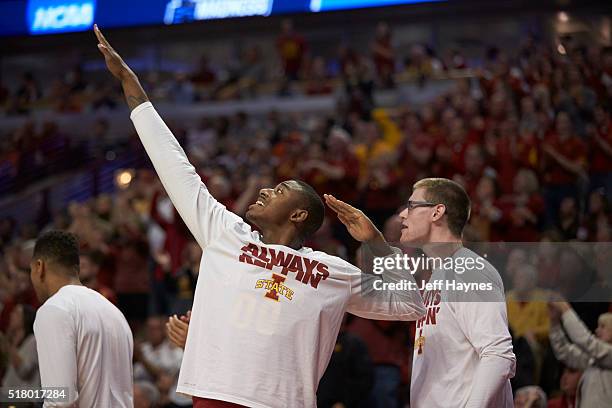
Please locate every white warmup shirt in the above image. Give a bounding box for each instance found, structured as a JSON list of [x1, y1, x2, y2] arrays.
[[130, 101, 425, 408], [410, 247, 516, 408], [34, 285, 134, 407]]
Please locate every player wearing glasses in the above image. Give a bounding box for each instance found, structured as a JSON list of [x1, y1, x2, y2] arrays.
[[325, 177, 516, 408]]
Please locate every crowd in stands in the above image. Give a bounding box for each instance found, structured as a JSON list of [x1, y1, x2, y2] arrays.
[[0, 20, 458, 117], [1, 18, 612, 408]]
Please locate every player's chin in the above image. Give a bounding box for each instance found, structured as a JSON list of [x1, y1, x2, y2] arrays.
[[400, 229, 420, 245], [245, 204, 263, 222]]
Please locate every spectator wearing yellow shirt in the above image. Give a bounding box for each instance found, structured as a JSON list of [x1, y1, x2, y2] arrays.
[[354, 109, 404, 225], [354, 108, 403, 189], [506, 263, 551, 384], [506, 263, 551, 344]]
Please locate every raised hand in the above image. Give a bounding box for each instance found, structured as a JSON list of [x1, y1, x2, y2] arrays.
[[94, 24, 133, 81], [323, 194, 381, 243], [94, 24, 148, 110], [548, 292, 571, 325]]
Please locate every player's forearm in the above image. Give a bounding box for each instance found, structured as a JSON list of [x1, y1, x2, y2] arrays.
[[364, 232, 394, 257], [351, 246, 426, 320], [380, 258, 426, 320], [120, 71, 150, 111], [465, 354, 514, 408]]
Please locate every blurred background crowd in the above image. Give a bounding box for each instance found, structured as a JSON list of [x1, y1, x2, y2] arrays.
[[1, 1, 611, 407]]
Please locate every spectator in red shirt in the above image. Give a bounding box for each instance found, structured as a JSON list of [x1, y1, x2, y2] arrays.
[[557, 197, 580, 241], [434, 115, 466, 178], [277, 19, 307, 81], [466, 174, 503, 242], [519, 96, 539, 136], [113, 237, 151, 331], [499, 169, 545, 242], [190, 54, 216, 86], [359, 154, 402, 228], [541, 111, 587, 226], [0, 243, 39, 331], [371, 22, 395, 88], [400, 113, 435, 184], [456, 144, 486, 198], [588, 106, 612, 200], [491, 117, 523, 195], [150, 189, 192, 277], [548, 366, 581, 408], [304, 56, 334, 95], [79, 250, 117, 305], [320, 127, 360, 204], [516, 122, 540, 172]]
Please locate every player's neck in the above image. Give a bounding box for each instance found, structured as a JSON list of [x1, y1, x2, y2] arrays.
[[261, 227, 303, 250], [47, 276, 83, 299], [422, 230, 462, 258]]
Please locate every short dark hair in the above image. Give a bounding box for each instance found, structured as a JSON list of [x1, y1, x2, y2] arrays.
[[413, 178, 471, 237], [293, 180, 325, 238], [33, 230, 80, 275]]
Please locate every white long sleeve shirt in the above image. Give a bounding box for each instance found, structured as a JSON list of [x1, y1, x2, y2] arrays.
[[410, 247, 516, 408], [130, 101, 425, 408], [33, 285, 133, 407]]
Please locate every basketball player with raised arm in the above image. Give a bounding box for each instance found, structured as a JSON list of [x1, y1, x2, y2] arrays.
[[325, 178, 516, 408], [94, 25, 425, 408]]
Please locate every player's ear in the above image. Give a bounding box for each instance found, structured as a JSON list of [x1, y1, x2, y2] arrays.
[[290, 209, 308, 224], [431, 204, 446, 222], [30, 259, 44, 280]]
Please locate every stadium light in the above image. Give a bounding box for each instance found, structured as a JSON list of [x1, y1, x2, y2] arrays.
[[115, 169, 135, 189]]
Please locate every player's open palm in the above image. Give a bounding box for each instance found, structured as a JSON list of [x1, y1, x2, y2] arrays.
[[94, 24, 133, 80], [324, 194, 380, 242]]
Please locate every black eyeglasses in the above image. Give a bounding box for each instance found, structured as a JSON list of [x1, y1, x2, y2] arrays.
[[406, 200, 438, 210]]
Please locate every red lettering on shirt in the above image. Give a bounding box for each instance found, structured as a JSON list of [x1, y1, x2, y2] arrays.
[[238, 243, 330, 290]]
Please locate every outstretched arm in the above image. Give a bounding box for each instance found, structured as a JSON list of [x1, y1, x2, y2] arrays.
[[324, 194, 425, 321], [554, 302, 612, 368], [95, 26, 242, 249], [323, 194, 393, 256]]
